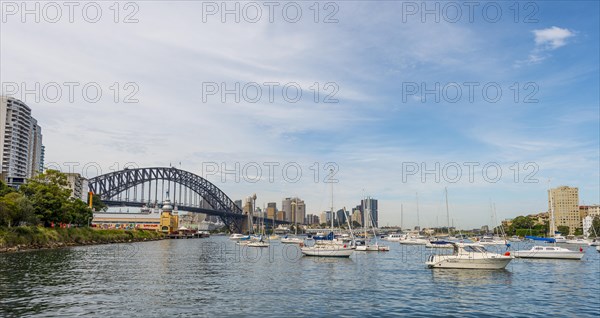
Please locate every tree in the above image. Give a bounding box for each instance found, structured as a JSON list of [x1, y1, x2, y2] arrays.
[[0, 192, 36, 227], [91, 193, 107, 212], [19, 170, 73, 226], [591, 216, 600, 237], [508, 216, 534, 235], [0, 180, 15, 196], [556, 225, 570, 236]]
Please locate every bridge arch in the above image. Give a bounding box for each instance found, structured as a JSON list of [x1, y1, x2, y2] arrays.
[[88, 167, 244, 232]]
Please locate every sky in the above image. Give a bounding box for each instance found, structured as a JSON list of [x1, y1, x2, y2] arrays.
[[1, 0, 599, 229]]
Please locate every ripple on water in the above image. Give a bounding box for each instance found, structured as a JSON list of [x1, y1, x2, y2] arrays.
[[0, 238, 598, 317]]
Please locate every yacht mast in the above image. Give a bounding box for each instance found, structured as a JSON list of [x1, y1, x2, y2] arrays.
[[400, 203, 404, 230], [330, 169, 334, 233], [445, 187, 450, 235], [416, 193, 420, 232]]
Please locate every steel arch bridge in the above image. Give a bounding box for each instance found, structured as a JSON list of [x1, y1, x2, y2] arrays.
[[88, 167, 253, 232]]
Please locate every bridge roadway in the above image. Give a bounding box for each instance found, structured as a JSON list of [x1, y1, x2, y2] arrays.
[[103, 200, 289, 227]]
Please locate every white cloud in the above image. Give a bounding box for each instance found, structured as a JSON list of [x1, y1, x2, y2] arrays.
[[532, 26, 575, 50]]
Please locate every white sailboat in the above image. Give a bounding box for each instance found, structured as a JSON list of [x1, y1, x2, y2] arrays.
[[301, 173, 353, 258], [426, 188, 454, 249], [355, 201, 389, 252], [399, 193, 428, 245]]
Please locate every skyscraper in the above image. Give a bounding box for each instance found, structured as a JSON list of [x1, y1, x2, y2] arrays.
[[361, 197, 379, 228], [282, 197, 305, 224], [549, 186, 580, 234], [0, 96, 44, 187], [267, 202, 277, 220]]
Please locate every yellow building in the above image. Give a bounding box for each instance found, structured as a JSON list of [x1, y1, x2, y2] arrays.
[[549, 186, 580, 234], [159, 198, 179, 234], [267, 202, 277, 220]]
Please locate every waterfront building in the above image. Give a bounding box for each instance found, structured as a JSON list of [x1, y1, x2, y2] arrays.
[[582, 215, 594, 237], [0, 96, 44, 187], [549, 186, 580, 234], [305, 214, 319, 225], [234, 199, 243, 210], [282, 197, 305, 224], [65, 173, 89, 201], [267, 202, 277, 220], [351, 207, 362, 226], [159, 197, 179, 234], [276, 210, 286, 221], [361, 197, 378, 228], [320, 210, 332, 225], [336, 209, 346, 226]]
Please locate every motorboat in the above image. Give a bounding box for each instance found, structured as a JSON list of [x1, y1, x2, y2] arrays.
[[513, 245, 585, 260], [399, 236, 429, 245], [247, 241, 269, 248], [590, 238, 600, 246], [478, 235, 506, 245], [281, 236, 304, 244], [553, 234, 567, 243], [426, 243, 513, 269], [564, 237, 590, 245], [355, 243, 390, 252], [301, 244, 354, 257], [229, 233, 249, 241], [382, 233, 405, 242], [596, 246, 600, 253], [426, 240, 454, 249]]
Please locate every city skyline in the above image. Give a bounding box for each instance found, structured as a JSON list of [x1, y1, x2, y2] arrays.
[[1, 2, 598, 229]]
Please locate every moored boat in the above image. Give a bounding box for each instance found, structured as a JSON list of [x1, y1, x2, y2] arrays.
[[426, 243, 513, 269], [229, 233, 249, 241], [301, 243, 354, 257], [513, 246, 585, 260]]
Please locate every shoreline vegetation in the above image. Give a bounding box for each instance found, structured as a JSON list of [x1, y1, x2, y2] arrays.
[[0, 226, 165, 253]]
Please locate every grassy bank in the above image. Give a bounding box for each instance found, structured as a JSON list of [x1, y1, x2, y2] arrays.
[[0, 226, 165, 253]]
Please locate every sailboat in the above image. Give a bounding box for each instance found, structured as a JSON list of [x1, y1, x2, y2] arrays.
[[248, 207, 269, 247], [355, 196, 389, 251], [514, 186, 584, 260], [399, 193, 428, 245], [301, 174, 353, 258], [426, 188, 454, 249]]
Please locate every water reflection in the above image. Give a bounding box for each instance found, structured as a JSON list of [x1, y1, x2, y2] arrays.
[[0, 237, 598, 317]]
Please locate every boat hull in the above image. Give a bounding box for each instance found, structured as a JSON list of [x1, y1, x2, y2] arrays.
[[513, 251, 584, 260], [301, 246, 353, 257], [426, 256, 512, 269]]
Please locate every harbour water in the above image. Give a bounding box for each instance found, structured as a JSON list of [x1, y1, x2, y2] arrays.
[[1, 237, 599, 317]]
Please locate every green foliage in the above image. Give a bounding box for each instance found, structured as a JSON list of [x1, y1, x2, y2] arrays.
[[556, 225, 570, 236], [507, 216, 534, 235], [0, 192, 37, 227], [591, 216, 600, 237], [91, 193, 107, 212], [0, 180, 15, 196], [0, 226, 164, 249], [1, 170, 93, 227]]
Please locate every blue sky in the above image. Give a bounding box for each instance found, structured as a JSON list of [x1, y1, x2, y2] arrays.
[[1, 1, 598, 228]]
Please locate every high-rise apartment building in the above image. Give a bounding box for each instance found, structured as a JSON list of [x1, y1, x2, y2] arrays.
[[0, 96, 44, 187], [65, 173, 89, 201], [361, 197, 379, 228], [548, 186, 580, 234], [305, 214, 319, 225], [282, 197, 305, 224]]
